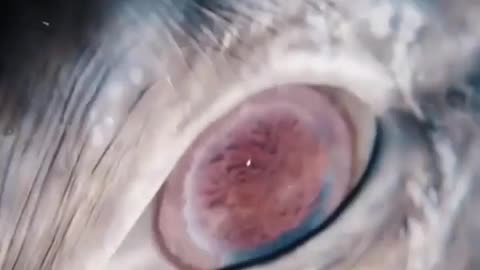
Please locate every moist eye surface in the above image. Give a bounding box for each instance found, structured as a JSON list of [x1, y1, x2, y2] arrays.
[[153, 84, 376, 270]]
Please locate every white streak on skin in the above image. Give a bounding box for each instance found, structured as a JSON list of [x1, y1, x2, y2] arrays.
[[406, 131, 475, 270], [266, 50, 396, 112], [129, 68, 145, 86], [390, 3, 425, 117], [365, 1, 394, 39], [106, 81, 126, 101], [221, 33, 234, 51], [90, 116, 117, 147], [392, 3, 425, 87], [91, 126, 106, 147], [105, 116, 115, 127]]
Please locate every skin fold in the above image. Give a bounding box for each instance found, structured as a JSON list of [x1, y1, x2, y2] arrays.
[[1, 0, 480, 269]]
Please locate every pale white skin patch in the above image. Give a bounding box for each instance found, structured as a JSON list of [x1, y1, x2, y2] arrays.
[[89, 117, 115, 146], [366, 2, 395, 39], [129, 67, 145, 86]]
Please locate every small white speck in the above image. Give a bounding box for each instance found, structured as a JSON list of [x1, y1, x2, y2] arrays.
[[104, 116, 115, 127], [89, 110, 98, 123], [367, 2, 394, 39], [166, 76, 174, 88], [246, 159, 252, 167], [91, 127, 105, 146], [221, 33, 233, 50], [106, 81, 125, 100], [129, 68, 144, 86], [42, 21, 50, 27]]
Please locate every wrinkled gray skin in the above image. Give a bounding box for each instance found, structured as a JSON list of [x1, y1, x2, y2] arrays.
[[1, 0, 480, 270]]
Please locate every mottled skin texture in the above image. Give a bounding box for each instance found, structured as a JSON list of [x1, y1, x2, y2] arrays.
[[1, 0, 480, 270]]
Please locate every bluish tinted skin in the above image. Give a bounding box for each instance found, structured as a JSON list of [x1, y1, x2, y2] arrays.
[[1, 1, 480, 270]]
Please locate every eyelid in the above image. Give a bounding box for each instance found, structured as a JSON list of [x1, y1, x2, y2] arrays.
[[101, 62, 398, 269], [150, 83, 382, 269], [102, 30, 400, 270]]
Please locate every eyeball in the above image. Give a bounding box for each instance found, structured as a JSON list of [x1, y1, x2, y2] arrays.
[[153, 84, 377, 270]]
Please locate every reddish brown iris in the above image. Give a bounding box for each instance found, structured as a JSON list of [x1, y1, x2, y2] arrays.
[[154, 85, 354, 270], [186, 107, 330, 252]]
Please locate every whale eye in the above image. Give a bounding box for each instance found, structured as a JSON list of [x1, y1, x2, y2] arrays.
[[153, 84, 377, 270]]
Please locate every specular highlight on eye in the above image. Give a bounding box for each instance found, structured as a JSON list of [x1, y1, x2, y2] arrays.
[[153, 84, 376, 270]]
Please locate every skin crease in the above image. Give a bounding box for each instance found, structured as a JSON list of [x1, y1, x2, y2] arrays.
[[1, 0, 480, 270]]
